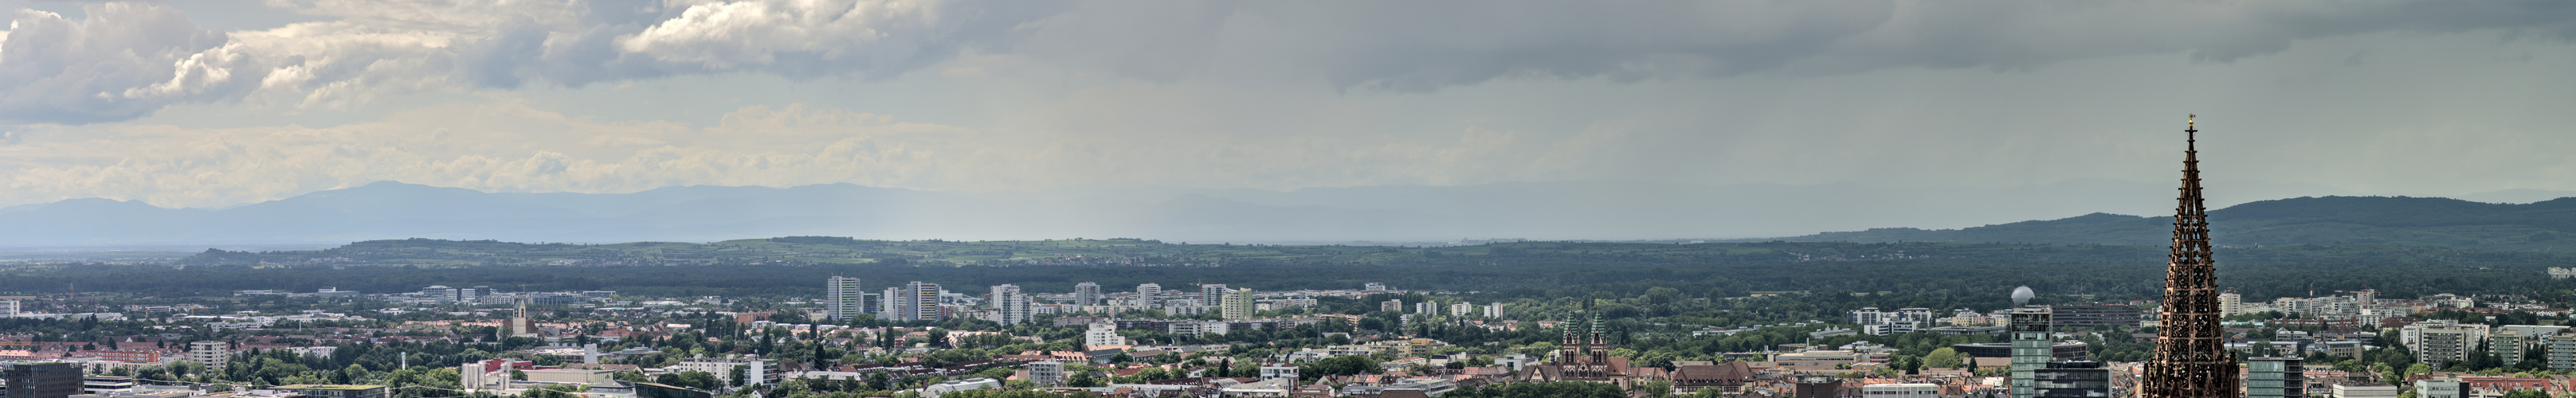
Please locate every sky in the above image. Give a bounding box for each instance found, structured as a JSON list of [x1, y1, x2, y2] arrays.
[[5, 0, 2576, 217]]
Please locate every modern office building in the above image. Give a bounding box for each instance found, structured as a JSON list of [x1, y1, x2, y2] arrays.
[[2009, 307, 2052, 398], [2246, 357, 2306, 398], [825, 276, 865, 321], [2, 361, 80, 398], [2033, 361, 2109, 398], [80, 375, 138, 396]]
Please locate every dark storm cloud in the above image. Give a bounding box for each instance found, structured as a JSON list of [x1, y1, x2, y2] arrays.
[[6, 0, 2576, 124]]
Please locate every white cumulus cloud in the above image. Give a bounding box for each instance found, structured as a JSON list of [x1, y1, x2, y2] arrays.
[[0, 4, 242, 123]]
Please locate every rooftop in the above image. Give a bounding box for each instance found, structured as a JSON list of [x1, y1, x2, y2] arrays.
[[270, 384, 388, 391]]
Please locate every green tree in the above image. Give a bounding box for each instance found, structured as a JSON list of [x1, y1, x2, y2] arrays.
[[1636, 380, 1674, 398], [1296, 356, 1383, 382], [1923, 348, 1963, 369], [1066, 370, 1101, 388]]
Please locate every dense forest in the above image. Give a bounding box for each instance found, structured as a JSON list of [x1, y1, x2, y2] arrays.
[[6, 238, 2574, 314]]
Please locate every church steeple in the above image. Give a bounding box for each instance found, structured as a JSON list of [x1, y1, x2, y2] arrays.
[[2143, 115, 2237, 398]]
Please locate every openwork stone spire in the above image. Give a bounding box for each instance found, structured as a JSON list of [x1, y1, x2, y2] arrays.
[[2142, 115, 2237, 398]]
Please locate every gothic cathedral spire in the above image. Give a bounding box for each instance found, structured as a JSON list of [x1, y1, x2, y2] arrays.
[[2142, 115, 2238, 398]]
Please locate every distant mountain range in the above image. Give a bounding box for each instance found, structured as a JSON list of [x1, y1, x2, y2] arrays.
[[1768, 196, 2576, 252], [0, 180, 2566, 249]]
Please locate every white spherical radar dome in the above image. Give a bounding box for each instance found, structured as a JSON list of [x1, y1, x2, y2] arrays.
[[2011, 286, 2035, 306]]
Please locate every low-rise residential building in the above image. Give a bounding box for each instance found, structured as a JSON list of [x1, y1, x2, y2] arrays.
[[269, 384, 390, 398]]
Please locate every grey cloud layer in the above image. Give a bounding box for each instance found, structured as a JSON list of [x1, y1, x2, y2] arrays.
[[0, 5, 234, 123], [7, 0, 2576, 124]]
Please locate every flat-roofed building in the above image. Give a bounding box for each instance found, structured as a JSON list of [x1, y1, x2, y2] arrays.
[[1861, 384, 1939, 398], [2405, 321, 2489, 368], [4, 362, 82, 398], [188, 341, 229, 369], [269, 385, 389, 398], [2044, 302, 2142, 329], [2247, 357, 2305, 398]]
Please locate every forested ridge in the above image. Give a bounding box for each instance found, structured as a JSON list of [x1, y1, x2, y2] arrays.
[[1771, 196, 2576, 252], [5, 238, 2570, 313]]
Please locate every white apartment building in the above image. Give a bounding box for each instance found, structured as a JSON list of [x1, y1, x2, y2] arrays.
[[1168, 321, 1231, 338], [1084, 323, 1127, 347], [881, 282, 941, 322], [1259, 366, 1299, 381], [1136, 283, 1163, 309], [673, 356, 775, 386], [1851, 306, 1941, 336], [1863, 383, 1941, 398], [1073, 283, 1102, 306], [1028, 361, 1066, 386], [990, 284, 1031, 325]]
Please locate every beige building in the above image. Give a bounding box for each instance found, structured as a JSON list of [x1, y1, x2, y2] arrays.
[[1220, 288, 1254, 320], [187, 341, 229, 369], [2219, 291, 2244, 316], [2404, 321, 2489, 368]]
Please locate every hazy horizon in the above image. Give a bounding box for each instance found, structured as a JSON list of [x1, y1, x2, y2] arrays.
[[3, 177, 2573, 252]]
